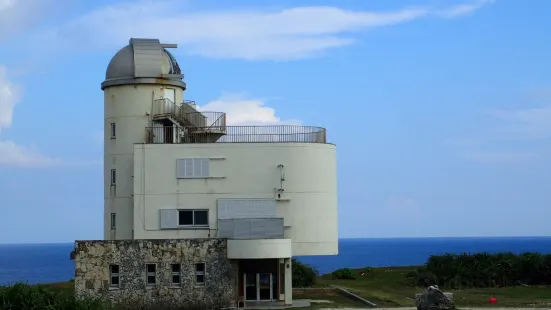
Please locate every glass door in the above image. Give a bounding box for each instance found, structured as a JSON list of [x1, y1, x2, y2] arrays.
[[244, 273, 256, 301], [258, 273, 273, 301]]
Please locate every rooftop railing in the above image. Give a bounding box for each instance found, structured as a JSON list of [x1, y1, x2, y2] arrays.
[[145, 125, 327, 144]]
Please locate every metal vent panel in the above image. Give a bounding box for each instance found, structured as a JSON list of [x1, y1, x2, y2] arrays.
[[217, 199, 277, 220], [217, 218, 284, 239]]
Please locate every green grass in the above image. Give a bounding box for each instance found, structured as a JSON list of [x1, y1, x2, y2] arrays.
[[20, 266, 551, 308], [318, 266, 551, 308], [297, 292, 371, 308], [35, 281, 74, 294]]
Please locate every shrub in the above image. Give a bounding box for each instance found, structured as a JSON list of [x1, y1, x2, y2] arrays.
[[405, 267, 438, 287], [0, 283, 230, 310], [331, 268, 357, 280], [0, 283, 106, 309], [421, 252, 551, 289], [292, 259, 318, 287]]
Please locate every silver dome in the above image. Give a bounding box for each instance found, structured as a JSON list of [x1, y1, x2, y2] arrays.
[[102, 38, 185, 90], [105, 45, 135, 80]]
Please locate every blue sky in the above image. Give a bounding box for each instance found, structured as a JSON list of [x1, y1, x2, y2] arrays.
[[0, 0, 549, 243]]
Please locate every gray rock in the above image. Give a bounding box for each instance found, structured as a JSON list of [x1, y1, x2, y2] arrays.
[[415, 285, 455, 310]]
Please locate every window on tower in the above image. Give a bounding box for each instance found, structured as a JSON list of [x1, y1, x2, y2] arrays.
[[110, 169, 116, 186], [110, 213, 116, 230], [110, 123, 116, 139]]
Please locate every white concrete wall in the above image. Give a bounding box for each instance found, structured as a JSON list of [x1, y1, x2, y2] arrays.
[[133, 143, 338, 256], [104, 84, 185, 240]]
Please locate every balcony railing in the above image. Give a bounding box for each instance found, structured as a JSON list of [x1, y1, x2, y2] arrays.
[[145, 125, 327, 144], [183, 111, 226, 129]]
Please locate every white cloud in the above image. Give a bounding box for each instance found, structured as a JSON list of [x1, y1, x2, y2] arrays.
[[0, 141, 58, 167], [46, 0, 493, 61], [0, 0, 15, 11], [198, 95, 300, 126], [0, 140, 101, 168], [446, 104, 550, 164], [0, 66, 20, 132], [0, 65, 98, 168], [435, 0, 494, 18], [486, 106, 551, 141], [194, 95, 327, 143], [0, 0, 53, 41], [0, 66, 55, 167]]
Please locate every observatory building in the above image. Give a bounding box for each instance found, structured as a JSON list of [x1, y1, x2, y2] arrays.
[[71, 38, 338, 307]]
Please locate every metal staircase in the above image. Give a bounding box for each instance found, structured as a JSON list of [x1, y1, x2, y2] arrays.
[[151, 98, 226, 143]]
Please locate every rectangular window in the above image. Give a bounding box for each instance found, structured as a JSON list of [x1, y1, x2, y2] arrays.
[[109, 265, 120, 288], [110, 169, 116, 186], [178, 210, 208, 227], [171, 264, 181, 285], [195, 263, 205, 286], [176, 158, 210, 178], [146, 264, 156, 286], [110, 213, 116, 230], [110, 123, 116, 139]]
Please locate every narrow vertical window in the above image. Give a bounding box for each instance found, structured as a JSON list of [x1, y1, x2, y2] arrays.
[[110, 213, 116, 230], [171, 264, 181, 286], [110, 169, 116, 186], [195, 263, 205, 286], [109, 265, 120, 288], [146, 264, 156, 286], [110, 123, 116, 139]]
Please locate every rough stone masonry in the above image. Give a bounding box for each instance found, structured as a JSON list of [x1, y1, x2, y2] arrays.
[[72, 238, 237, 307]]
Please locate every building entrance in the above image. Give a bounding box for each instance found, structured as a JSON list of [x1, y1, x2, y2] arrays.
[[244, 273, 274, 301]]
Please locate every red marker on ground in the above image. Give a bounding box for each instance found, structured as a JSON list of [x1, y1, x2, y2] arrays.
[[489, 297, 497, 304]]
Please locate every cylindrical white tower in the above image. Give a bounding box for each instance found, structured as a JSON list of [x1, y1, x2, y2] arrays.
[[102, 38, 187, 240]]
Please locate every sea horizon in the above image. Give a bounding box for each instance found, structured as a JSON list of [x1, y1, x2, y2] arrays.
[[1, 236, 551, 285], [1, 235, 550, 246]]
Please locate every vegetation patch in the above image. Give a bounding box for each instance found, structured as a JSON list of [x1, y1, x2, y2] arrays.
[[0, 282, 226, 310], [2, 252, 551, 309], [416, 252, 551, 288], [317, 252, 551, 308], [331, 268, 358, 280], [292, 258, 318, 287]]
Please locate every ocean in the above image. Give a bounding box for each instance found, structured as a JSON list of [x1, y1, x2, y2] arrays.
[[1, 237, 550, 286]]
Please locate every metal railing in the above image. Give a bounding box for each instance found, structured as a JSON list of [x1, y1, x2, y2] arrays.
[[151, 98, 226, 129], [184, 112, 226, 129], [152, 98, 179, 116], [183, 100, 196, 107], [145, 125, 327, 144]]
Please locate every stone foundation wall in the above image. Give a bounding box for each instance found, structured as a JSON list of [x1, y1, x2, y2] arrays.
[[73, 239, 235, 307]]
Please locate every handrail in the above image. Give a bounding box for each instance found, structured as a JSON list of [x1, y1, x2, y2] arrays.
[[208, 113, 226, 131], [151, 98, 226, 129]]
